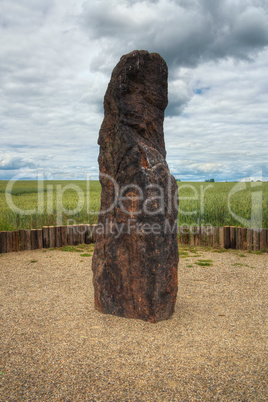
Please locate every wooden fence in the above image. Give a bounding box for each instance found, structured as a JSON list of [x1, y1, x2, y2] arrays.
[[0, 225, 267, 254], [0, 225, 97, 254], [177, 225, 267, 252]]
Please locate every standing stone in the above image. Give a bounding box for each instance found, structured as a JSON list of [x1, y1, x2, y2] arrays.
[[92, 50, 179, 323]]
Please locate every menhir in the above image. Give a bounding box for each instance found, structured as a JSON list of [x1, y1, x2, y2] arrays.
[[92, 50, 179, 323]]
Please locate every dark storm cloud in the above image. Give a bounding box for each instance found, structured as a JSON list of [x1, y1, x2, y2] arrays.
[[79, 0, 268, 118], [80, 0, 268, 72]]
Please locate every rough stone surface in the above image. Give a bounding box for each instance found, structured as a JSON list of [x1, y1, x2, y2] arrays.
[[92, 50, 179, 323]]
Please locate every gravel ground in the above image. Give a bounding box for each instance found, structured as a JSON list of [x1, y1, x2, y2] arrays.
[[1, 245, 267, 401]]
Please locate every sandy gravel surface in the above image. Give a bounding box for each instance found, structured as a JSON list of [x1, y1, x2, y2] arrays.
[[1, 245, 267, 401]]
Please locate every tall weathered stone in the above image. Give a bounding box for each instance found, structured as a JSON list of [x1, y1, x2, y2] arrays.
[[92, 50, 179, 323]]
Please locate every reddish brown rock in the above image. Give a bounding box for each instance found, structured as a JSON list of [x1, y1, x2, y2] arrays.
[[92, 50, 179, 323]]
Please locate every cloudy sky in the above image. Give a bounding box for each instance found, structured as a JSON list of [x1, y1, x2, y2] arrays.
[[1, 0, 268, 181]]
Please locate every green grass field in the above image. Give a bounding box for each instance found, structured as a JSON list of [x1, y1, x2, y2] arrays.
[[0, 180, 267, 230]]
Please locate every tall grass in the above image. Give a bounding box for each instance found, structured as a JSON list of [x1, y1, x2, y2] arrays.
[[177, 181, 267, 228], [0, 180, 267, 230]]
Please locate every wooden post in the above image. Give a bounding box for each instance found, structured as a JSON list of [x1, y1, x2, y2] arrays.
[[260, 229, 267, 251], [178, 226, 183, 244], [92, 224, 97, 243], [6, 232, 13, 253], [85, 225, 92, 244], [213, 227, 219, 248], [67, 225, 74, 245], [76, 225, 81, 245], [48, 226, 56, 248], [230, 226, 236, 249], [12, 231, 19, 252], [55, 226, 61, 248], [241, 228, 247, 250], [24, 230, 31, 250], [236, 227, 241, 250], [224, 226, 230, 249], [61, 226, 67, 247], [219, 227, 224, 248], [181, 225, 189, 245], [0, 232, 7, 253], [253, 230, 260, 252], [12, 230, 20, 251], [247, 229, 253, 251], [200, 226, 205, 246], [78, 224, 86, 244], [180, 226, 185, 244], [36, 229, 43, 249], [207, 226, 213, 247], [190, 226, 196, 246], [19, 229, 25, 251], [30, 229, 37, 250], [42, 226, 49, 248], [72, 225, 80, 246], [195, 226, 201, 246], [200, 226, 207, 246]]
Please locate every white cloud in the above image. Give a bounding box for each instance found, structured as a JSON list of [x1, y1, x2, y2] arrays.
[[0, 153, 37, 170]]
